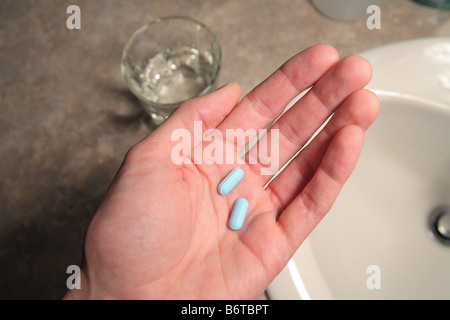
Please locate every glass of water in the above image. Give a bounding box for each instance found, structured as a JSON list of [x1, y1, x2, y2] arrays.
[[121, 16, 221, 125]]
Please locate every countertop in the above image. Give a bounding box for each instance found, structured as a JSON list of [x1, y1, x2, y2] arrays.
[[1, 0, 449, 299]]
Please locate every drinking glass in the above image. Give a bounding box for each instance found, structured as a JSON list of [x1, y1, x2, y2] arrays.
[[121, 16, 221, 125]]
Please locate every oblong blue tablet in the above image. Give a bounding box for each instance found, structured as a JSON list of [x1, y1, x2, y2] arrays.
[[218, 168, 244, 195], [228, 198, 249, 230]]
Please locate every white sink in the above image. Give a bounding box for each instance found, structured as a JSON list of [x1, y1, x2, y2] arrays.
[[267, 38, 450, 300]]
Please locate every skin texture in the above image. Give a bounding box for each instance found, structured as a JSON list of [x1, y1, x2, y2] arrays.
[[63, 44, 379, 300]]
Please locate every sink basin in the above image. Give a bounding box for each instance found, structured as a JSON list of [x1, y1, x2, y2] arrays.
[[267, 38, 450, 299]]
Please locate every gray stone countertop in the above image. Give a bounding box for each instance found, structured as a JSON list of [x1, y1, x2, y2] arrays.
[[0, 0, 449, 299]]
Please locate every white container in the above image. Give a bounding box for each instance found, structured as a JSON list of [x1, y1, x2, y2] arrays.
[[311, 0, 380, 21]]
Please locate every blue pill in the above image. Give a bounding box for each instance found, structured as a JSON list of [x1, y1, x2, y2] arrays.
[[228, 198, 249, 230], [218, 168, 244, 195]]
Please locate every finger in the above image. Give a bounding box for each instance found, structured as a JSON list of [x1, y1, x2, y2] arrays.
[[217, 44, 339, 138], [276, 125, 365, 251], [134, 82, 242, 157], [248, 55, 372, 181], [266, 89, 379, 214]]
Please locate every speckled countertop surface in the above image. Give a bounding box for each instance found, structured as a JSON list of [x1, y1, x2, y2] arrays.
[[0, 0, 449, 299]]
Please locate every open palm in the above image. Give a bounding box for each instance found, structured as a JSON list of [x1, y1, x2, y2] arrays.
[[64, 45, 379, 299]]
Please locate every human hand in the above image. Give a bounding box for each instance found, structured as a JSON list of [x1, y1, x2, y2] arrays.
[[64, 44, 379, 299]]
